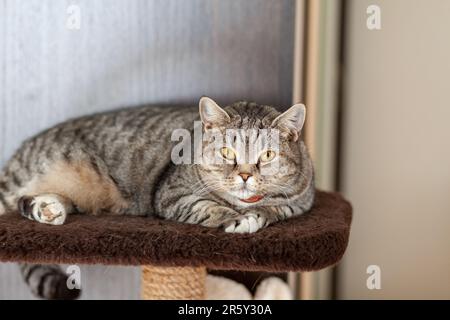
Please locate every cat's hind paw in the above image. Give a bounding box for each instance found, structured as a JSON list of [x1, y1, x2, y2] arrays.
[[223, 213, 265, 233], [18, 194, 69, 225]]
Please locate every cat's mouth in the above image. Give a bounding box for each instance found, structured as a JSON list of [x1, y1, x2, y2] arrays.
[[239, 195, 264, 203]]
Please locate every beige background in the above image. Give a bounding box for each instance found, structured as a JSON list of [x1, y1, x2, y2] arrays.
[[3, 0, 447, 300], [339, 0, 450, 299], [0, 0, 295, 299]]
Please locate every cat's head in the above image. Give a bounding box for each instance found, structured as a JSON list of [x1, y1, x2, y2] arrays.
[[197, 97, 310, 207]]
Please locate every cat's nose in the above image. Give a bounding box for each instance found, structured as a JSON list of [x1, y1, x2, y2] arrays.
[[239, 173, 252, 182]]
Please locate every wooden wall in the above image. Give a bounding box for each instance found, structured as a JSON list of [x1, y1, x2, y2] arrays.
[[0, 0, 295, 299]]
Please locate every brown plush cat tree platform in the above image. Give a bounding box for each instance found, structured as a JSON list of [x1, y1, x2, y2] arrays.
[[0, 191, 351, 299]]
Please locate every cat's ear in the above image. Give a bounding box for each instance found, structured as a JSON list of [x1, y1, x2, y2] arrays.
[[199, 97, 230, 131], [271, 104, 306, 142]]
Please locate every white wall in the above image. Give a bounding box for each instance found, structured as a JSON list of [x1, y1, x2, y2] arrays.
[[0, 0, 295, 299], [339, 0, 450, 299]]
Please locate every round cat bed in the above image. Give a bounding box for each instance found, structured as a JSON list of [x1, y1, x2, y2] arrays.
[[0, 190, 351, 299]]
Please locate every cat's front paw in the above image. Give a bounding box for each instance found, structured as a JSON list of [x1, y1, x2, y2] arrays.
[[223, 213, 266, 233]]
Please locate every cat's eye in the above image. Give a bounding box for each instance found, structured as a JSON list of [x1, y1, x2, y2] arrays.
[[220, 147, 236, 161], [259, 150, 276, 162]]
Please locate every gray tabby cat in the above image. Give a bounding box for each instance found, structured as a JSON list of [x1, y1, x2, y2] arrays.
[[0, 97, 314, 299]]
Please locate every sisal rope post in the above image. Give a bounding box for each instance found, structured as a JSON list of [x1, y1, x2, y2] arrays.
[[141, 265, 207, 300]]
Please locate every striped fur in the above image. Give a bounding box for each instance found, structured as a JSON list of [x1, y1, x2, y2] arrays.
[[0, 98, 314, 298], [20, 264, 80, 300]]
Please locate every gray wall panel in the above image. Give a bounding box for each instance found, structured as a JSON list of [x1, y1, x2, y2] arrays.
[[0, 0, 294, 299]]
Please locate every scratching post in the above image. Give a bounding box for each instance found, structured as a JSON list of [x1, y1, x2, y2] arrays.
[[141, 265, 206, 300], [0, 191, 352, 300]]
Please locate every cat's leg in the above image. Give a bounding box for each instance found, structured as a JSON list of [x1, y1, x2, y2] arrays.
[[226, 202, 313, 233], [1, 156, 129, 224], [155, 194, 242, 228], [18, 193, 75, 225], [186, 203, 241, 228]]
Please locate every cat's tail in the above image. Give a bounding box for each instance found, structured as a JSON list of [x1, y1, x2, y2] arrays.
[[20, 264, 81, 300], [0, 197, 6, 215], [0, 178, 10, 216]]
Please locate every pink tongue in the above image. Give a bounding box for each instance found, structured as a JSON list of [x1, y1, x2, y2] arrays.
[[240, 195, 264, 203]]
